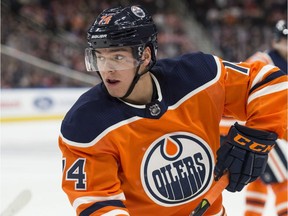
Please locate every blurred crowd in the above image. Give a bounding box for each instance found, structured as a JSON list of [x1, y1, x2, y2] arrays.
[[186, 0, 287, 61], [1, 0, 195, 88], [1, 0, 287, 88]]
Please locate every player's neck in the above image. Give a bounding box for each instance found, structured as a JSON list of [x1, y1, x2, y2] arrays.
[[122, 72, 154, 105]]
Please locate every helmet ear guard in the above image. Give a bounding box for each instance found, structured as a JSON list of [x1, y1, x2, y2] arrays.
[[84, 48, 98, 72]]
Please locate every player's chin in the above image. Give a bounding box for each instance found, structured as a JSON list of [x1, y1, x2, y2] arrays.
[[106, 88, 126, 98], [104, 83, 124, 97]]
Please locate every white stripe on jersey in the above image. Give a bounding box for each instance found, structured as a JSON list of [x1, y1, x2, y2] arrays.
[[246, 205, 265, 213], [276, 201, 288, 213], [72, 192, 126, 210], [101, 209, 130, 216], [270, 147, 288, 179], [251, 64, 278, 88], [247, 81, 288, 104], [277, 139, 288, 162], [219, 119, 245, 127]]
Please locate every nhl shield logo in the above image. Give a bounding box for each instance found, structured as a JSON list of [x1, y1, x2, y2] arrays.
[[140, 132, 214, 206], [149, 104, 161, 116]]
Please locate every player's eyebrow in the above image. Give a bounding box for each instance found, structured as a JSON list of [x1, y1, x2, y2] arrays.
[[95, 47, 131, 54]]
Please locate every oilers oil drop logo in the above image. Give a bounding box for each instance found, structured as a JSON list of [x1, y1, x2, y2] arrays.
[[141, 132, 214, 206]]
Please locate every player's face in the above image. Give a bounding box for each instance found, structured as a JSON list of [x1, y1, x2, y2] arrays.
[[96, 47, 139, 98], [278, 38, 287, 58]]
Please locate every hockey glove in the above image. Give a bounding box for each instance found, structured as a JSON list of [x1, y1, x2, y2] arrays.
[[214, 122, 277, 192]]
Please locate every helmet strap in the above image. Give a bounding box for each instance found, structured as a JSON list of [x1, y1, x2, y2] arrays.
[[120, 61, 150, 99]]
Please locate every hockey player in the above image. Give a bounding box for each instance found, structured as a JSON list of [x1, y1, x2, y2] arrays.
[[246, 19, 287, 73], [243, 20, 288, 216], [58, 5, 287, 216]]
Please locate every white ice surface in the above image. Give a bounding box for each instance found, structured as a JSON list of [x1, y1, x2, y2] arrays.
[[0, 121, 277, 216]]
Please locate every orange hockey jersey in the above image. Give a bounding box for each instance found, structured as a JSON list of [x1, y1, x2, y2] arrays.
[[59, 52, 287, 216], [220, 50, 287, 138]]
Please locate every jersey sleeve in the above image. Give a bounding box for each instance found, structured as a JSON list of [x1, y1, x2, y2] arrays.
[[59, 131, 130, 216], [220, 58, 287, 139]]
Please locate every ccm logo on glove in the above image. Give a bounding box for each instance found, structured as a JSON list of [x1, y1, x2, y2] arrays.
[[234, 133, 275, 153]]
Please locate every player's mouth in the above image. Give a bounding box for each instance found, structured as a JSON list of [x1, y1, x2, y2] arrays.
[[106, 79, 120, 86]]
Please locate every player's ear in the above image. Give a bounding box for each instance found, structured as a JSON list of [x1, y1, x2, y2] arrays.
[[142, 47, 152, 67]]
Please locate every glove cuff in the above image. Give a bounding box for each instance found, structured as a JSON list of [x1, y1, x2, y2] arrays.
[[227, 123, 277, 154], [234, 122, 278, 140]]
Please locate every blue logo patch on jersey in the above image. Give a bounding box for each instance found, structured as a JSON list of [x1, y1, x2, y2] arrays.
[[140, 132, 214, 206]]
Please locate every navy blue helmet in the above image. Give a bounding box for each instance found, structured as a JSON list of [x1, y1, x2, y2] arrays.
[[274, 19, 288, 41], [86, 5, 157, 65]]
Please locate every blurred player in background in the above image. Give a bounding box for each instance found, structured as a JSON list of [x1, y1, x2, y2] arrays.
[[246, 19, 287, 74], [244, 19, 288, 216], [220, 19, 287, 216], [59, 5, 287, 216]]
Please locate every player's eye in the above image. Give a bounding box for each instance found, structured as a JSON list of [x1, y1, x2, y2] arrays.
[[114, 55, 125, 61], [96, 55, 105, 61]]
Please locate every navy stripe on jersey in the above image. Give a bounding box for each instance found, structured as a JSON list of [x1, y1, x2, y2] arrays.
[[249, 70, 286, 94], [268, 50, 288, 74], [246, 199, 266, 206], [223, 61, 249, 74], [278, 209, 288, 216], [79, 200, 126, 216]]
